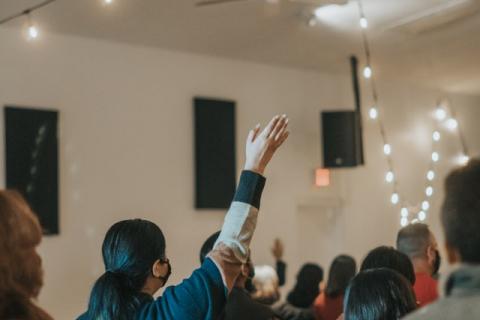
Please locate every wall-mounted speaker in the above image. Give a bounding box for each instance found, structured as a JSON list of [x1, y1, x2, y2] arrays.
[[194, 97, 236, 209], [322, 111, 363, 168], [5, 106, 59, 235]]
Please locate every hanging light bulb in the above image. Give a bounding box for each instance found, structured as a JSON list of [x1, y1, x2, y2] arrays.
[[360, 17, 368, 29], [25, 12, 39, 40], [427, 170, 435, 181], [426, 186, 434, 197], [422, 200, 430, 211], [418, 211, 427, 221], [363, 66, 372, 79], [432, 152, 439, 162], [369, 107, 378, 119], [432, 131, 441, 142], [401, 217, 409, 227], [383, 144, 392, 155], [401, 207, 409, 217], [391, 193, 399, 204], [386, 171, 395, 183], [446, 118, 458, 130], [435, 107, 447, 121]]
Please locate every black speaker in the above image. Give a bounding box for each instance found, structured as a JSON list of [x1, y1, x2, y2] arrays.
[[5, 106, 59, 234], [194, 97, 236, 209], [322, 111, 363, 168]]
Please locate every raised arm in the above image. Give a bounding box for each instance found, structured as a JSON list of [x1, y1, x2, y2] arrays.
[[209, 115, 289, 291]]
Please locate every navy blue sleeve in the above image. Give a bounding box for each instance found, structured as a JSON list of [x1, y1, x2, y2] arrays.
[[138, 258, 226, 320], [233, 171, 266, 209]]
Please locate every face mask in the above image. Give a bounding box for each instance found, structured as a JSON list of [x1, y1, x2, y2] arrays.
[[432, 250, 442, 277], [157, 259, 172, 286]]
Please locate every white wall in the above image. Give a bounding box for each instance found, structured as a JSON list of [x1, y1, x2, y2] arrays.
[[0, 28, 479, 319]]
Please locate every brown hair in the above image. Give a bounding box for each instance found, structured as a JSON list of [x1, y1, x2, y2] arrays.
[[0, 190, 52, 320]]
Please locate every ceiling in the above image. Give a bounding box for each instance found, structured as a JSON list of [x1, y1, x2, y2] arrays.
[[2, 0, 480, 94]]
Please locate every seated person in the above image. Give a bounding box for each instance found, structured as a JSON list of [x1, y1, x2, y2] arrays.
[[0, 191, 53, 320], [343, 268, 417, 320], [314, 255, 356, 320]]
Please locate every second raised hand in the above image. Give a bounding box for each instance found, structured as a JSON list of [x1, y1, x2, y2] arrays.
[[244, 115, 290, 175]]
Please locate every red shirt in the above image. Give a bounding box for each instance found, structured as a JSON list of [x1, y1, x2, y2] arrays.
[[314, 292, 344, 320], [414, 272, 438, 307]]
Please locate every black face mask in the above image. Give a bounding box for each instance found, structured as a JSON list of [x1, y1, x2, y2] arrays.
[[157, 259, 172, 286], [432, 250, 442, 277]]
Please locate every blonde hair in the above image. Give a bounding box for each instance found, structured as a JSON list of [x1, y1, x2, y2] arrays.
[[252, 265, 280, 304]]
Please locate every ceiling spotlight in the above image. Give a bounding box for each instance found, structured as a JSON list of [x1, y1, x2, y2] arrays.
[[369, 107, 378, 119], [363, 66, 372, 79], [432, 131, 441, 142], [28, 25, 39, 39], [446, 118, 458, 130], [104, 0, 114, 4], [360, 17, 368, 29]]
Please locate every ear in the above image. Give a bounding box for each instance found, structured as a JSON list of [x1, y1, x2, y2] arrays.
[[426, 244, 436, 262], [445, 242, 461, 264], [152, 259, 163, 278]]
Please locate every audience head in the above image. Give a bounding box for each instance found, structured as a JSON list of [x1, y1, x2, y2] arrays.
[[442, 158, 480, 264], [87, 219, 171, 320], [325, 255, 357, 298], [396, 223, 440, 275], [360, 246, 415, 285], [0, 190, 51, 319], [252, 265, 280, 305], [199, 231, 220, 264], [287, 263, 324, 308], [344, 268, 417, 320]]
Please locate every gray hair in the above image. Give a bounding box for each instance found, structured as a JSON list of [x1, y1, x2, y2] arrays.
[[396, 223, 432, 259]]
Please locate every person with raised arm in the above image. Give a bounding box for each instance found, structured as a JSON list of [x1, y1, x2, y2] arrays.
[[78, 115, 289, 320]]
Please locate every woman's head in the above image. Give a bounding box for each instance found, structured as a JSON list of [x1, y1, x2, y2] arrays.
[[360, 246, 416, 285], [87, 219, 170, 320], [344, 268, 417, 320], [0, 190, 43, 300], [287, 263, 324, 308], [252, 265, 280, 305], [325, 255, 357, 298]]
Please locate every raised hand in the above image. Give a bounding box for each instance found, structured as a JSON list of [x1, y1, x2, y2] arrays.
[[244, 115, 289, 175], [271, 238, 284, 261]]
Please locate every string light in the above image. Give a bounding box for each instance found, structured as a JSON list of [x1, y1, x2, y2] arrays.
[[446, 118, 458, 130], [432, 131, 441, 141], [401, 207, 409, 217], [418, 211, 427, 221], [422, 200, 430, 211], [383, 144, 392, 155], [426, 186, 434, 197], [386, 171, 395, 183], [103, 0, 114, 4], [427, 170, 435, 181], [401, 217, 408, 226], [369, 107, 378, 119], [435, 107, 447, 121], [360, 17, 368, 29], [363, 66, 372, 79], [308, 17, 317, 27], [391, 193, 399, 204], [458, 154, 470, 166], [431, 152, 439, 162]]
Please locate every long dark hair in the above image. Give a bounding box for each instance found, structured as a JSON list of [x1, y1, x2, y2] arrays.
[[325, 255, 356, 298], [360, 246, 416, 285], [86, 219, 166, 320], [287, 263, 323, 308], [344, 268, 417, 320]]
